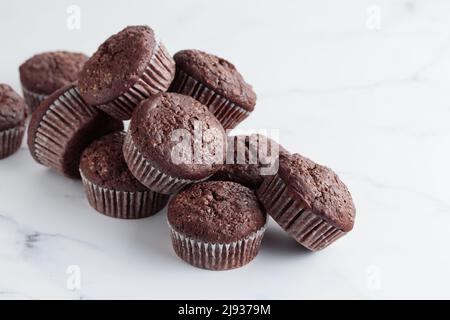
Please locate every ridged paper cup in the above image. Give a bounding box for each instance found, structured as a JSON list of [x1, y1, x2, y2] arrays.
[[21, 85, 48, 114], [32, 86, 99, 176], [170, 69, 251, 130], [80, 170, 169, 219], [0, 125, 25, 159], [97, 40, 175, 120], [30, 85, 122, 179], [168, 221, 267, 270], [257, 174, 345, 251], [123, 131, 203, 194]]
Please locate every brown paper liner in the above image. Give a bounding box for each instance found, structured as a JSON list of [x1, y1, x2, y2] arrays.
[[168, 221, 267, 270], [257, 174, 345, 251], [32, 86, 107, 177], [123, 132, 202, 194], [170, 69, 251, 130], [0, 125, 25, 159], [21, 85, 48, 114], [80, 171, 169, 219], [97, 40, 175, 120]]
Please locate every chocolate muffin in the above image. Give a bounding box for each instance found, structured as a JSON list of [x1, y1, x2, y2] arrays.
[[168, 181, 267, 270], [257, 153, 356, 251], [19, 51, 88, 113], [80, 132, 169, 219], [170, 49, 256, 130], [123, 92, 226, 194], [0, 84, 27, 159], [78, 25, 175, 120], [211, 134, 289, 189], [28, 84, 123, 178]]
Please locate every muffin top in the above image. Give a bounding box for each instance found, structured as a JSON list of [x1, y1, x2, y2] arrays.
[[168, 181, 266, 243], [79, 25, 157, 106], [0, 84, 27, 131], [212, 134, 289, 189], [19, 51, 88, 94], [279, 153, 355, 232], [129, 92, 226, 180], [174, 50, 256, 111], [80, 132, 147, 191]]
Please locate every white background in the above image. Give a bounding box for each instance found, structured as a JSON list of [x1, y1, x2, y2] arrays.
[[1, 0, 450, 299]]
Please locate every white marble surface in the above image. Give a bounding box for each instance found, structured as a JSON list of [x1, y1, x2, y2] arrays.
[[1, 0, 450, 299]]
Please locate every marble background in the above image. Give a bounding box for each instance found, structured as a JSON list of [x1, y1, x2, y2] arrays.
[[1, 0, 449, 299]]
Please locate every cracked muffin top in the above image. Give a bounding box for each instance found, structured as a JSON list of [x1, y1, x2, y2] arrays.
[[78, 26, 157, 105], [128, 92, 226, 180], [168, 181, 266, 243], [173, 49, 256, 110], [0, 84, 27, 131], [278, 153, 356, 232], [19, 51, 88, 94], [80, 131, 147, 191]]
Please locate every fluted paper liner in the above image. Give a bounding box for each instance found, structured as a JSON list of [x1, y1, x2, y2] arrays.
[[0, 125, 25, 159], [168, 221, 267, 270], [80, 171, 169, 219], [123, 132, 203, 194], [22, 85, 48, 114], [33, 86, 100, 176], [257, 174, 345, 251], [170, 69, 251, 130], [98, 40, 175, 120]]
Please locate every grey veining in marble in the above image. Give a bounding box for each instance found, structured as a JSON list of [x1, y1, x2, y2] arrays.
[[1, 0, 450, 299]]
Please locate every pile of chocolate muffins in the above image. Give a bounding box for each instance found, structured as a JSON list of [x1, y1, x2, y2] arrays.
[[0, 25, 355, 270]]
